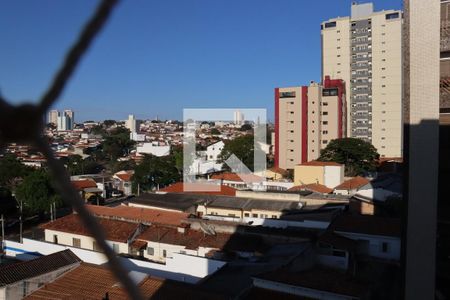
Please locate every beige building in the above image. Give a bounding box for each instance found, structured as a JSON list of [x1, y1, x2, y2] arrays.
[[293, 161, 344, 188], [47, 109, 58, 125], [321, 2, 403, 158], [275, 77, 345, 170]]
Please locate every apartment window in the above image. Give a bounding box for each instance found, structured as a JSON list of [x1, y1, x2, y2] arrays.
[[382, 85, 386, 87], [323, 140, 328, 144], [72, 238, 81, 248], [324, 21, 336, 28], [323, 130, 328, 134], [382, 242, 389, 252], [382, 67, 386, 70], [386, 12, 400, 20], [323, 112, 328, 116], [93, 241, 102, 252], [382, 33, 386, 36], [337, 46, 340, 49], [252, 213, 258, 218], [382, 59, 386, 62], [53, 234, 58, 244], [337, 55, 341, 57], [337, 30, 340, 33], [382, 137, 386, 140], [244, 213, 250, 217], [147, 247, 154, 256], [272, 215, 277, 219], [323, 121, 328, 125], [112, 243, 120, 253], [280, 91, 296, 98], [322, 102, 328, 106], [290, 111, 294, 114], [163, 250, 167, 258]]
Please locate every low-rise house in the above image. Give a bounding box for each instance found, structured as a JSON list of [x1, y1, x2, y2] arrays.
[[127, 193, 202, 213], [71, 178, 102, 201], [294, 161, 344, 188], [330, 214, 401, 261], [136, 142, 170, 157], [288, 183, 333, 194], [159, 182, 237, 196], [0, 250, 81, 300], [210, 172, 265, 190], [135, 225, 266, 263], [113, 170, 134, 196], [197, 196, 301, 219], [334, 176, 371, 196], [251, 268, 368, 300], [85, 204, 189, 227], [40, 214, 143, 256], [25, 263, 226, 300], [206, 141, 224, 161], [316, 231, 356, 271]]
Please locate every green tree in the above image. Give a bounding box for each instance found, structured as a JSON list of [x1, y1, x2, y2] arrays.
[[0, 154, 31, 190], [132, 154, 180, 192], [218, 135, 262, 172], [318, 138, 380, 176], [15, 170, 63, 216], [240, 123, 253, 131], [103, 119, 116, 127], [102, 127, 135, 161], [211, 128, 221, 135], [63, 155, 102, 175]]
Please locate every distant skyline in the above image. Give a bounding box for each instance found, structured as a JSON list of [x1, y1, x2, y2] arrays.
[[0, 0, 401, 122]]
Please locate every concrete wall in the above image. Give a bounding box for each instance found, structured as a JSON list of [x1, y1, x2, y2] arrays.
[[323, 165, 344, 188], [253, 278, 357, 300], [236, 190, 301, 201], [44, 229, 129, 254], [336, 231, 401, 260], [0, 263, 79, 300], [4, 239, 226, 284], [294, 165, 325, 186]]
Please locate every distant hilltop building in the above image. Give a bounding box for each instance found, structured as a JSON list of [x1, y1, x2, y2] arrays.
[[48, 109, 74, 131], [321, 2, 402, 158], [233, 110, 244, 125], [125, 114, 137, 133]]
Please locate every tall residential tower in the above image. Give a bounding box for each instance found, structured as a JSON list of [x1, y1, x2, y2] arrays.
[[275, 77, 346, 170], [321, 2, 402, 158]]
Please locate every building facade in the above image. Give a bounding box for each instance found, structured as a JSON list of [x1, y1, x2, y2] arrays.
[[56, 110, 74, 131], [321, 2, 402, 158], [441, 0, 450, 122], [275, 77, 345, 170], [47, 109, 58, 125]]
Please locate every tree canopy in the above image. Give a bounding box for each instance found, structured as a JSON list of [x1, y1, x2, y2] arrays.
[[15, 170, 63, 216], [318, 138, 380, 176], [62, 155, 102, 175], [218, 135, 259, 172], [132, 154, 180, 192], [0, 154, 32, 190], [102, 127, 135, 161]]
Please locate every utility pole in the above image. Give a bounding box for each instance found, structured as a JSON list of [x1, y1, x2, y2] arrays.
[[50, 204, 53, 221], [1, 214, 4, 252], [19, 198, 23, 243]]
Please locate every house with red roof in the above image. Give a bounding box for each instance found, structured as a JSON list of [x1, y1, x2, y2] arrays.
[[160, 182, 237, 196], [294, 160, 344, 189], [113, 170, 134, 196], [333, 176, 371, 196]]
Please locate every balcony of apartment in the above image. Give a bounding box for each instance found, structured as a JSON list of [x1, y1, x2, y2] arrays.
[[441, 20, 450, 52]]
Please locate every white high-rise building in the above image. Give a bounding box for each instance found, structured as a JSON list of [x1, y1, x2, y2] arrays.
[[233, 110, 244, 125], [321, 2, 402, 158], [56, 110, 74, 131], [126, 114, 137, 133], [47, 110, 58, 125]]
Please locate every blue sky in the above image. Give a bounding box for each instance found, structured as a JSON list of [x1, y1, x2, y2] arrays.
[[0, 0, 401, 122]]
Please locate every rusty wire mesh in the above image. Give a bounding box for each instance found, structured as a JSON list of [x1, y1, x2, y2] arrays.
[[0, 1, 144, 299]]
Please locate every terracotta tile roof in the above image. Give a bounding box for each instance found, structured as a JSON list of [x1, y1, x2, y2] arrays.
[[299, 160, 342, 167], [288, 183, 333, 194], [334, 176, 370, 190], [86, 204, 189, 227], [256, 268, 367, 298], [211, 172, 263, 182], [114, 170, 134, 182], [331, 214, 401, 237], [160, 182, 237, 196], [25, 263, 226, 300], [40, 214, 139, 243], [137, 226, 266, 252], [71, 179, 98, 191], [0, 250, 81, 287], [268, 167, 287, 175]]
